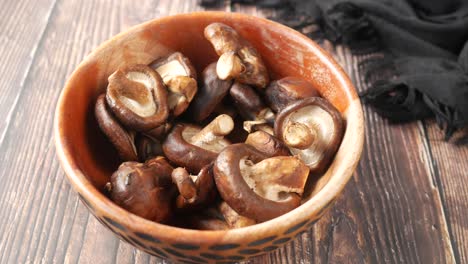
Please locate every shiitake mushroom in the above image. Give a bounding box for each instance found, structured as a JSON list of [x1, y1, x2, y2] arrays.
[[98, 23, 346, 229], [106, 156, 176, 223]]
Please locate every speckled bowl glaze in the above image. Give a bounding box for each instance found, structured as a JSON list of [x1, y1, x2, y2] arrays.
[[54, 12, 364, 263]]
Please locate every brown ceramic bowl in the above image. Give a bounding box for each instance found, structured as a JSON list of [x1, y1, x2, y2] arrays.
[[54, 12, 364, 263]]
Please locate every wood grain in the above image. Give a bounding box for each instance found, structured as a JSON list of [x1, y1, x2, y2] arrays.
[[422, 121, 468, 263], [0, 0, 57, 146], [0, 0, 465, 263]]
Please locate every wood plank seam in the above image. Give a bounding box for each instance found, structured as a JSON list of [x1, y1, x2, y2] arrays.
[[0, 0, 59, 150], [0, 1, 60, 260], [0, 141, 57, 262], [353, 51, 454, 263], [420, 122, 460, 264]]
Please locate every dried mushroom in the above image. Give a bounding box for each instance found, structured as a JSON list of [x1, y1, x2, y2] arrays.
[[171, 165, 217, 210], [229, 82, 274, 122], [245, 130, 290, 157], [213, 144, 309, 222], [106, 156, 175, 223], [97, 28, 347, 230], [163, 114, 234, 173], [204, 23, 269, 88], [150, 52, 198, 116], [275, 97, 344, 174], [265, 77, 320, 112], [188, 63, 233, 122], [229, 82, 275, 133], [95, 94, 138, 161], [106, 64, 169, 132]]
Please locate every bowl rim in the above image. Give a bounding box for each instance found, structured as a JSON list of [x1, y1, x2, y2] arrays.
[[54, 11, 364, 242]]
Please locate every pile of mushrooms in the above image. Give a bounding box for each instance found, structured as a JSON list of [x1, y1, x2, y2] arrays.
[[95, 23, 344, 229]]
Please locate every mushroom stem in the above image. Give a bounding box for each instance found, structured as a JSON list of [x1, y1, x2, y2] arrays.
[[171, 167, 197, 201], [283, 122, 315, 149], [166, 76, 197, 100], [245, 131, 290, 157], [257, 108, 275, 124], [243, 120, 274, 135], [191, 114, 234, 145], [216, 52, 244, 80]]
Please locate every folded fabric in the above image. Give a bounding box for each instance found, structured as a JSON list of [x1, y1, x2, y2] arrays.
[[201, 0, 468, 139]]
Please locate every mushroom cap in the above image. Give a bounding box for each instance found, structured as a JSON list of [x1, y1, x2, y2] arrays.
[[109, 156, 175, 223], [229, 82, 266, 121], [204, 23, 243, 54], [213, 144, 307, 222], [274, 97, 344, 174], [187, 63, 233, 122], [95, 94, 138, 161], [162, 124, 230, 173], [235, 46, 269, 89], [265, 76, 320, 113], [106, 64, 169, 131]]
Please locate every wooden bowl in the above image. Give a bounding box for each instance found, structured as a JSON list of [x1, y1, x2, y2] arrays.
[[54, 12, 364, 263]]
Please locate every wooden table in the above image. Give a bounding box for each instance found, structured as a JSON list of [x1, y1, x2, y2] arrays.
[[0, 0, 467, 263]]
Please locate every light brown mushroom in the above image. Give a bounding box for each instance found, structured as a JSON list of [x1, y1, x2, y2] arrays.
[[171, 165, 217, 210], [216, 51, 244, 80], [204, 23, 269, 88], [265, 76, 320, 112], [162, 114, 234, 173], [187, 63, 233, 122], [274, 97, 344, 174], [213, 144, 310, 222], [95, 94, 138, 161], [245, 130, 290, 157], [106, 156, 175, 223], [150, 52, 198, 116], [106, 64, 169, 132]]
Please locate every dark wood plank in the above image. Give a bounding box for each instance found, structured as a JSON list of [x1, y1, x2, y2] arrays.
[[423, 121, 468, 263], [0, 0, 128, 263], [0, 1, 124, 263], [305, 47, 456, 264], [0, 0, 58, 146], [314, 48, 456, 263]]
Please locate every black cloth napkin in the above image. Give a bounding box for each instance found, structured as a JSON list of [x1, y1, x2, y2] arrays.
[[201, 0, 468, 139]]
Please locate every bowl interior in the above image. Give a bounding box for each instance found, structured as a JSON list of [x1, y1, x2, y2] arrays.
[[58, 12, 357, 195]]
